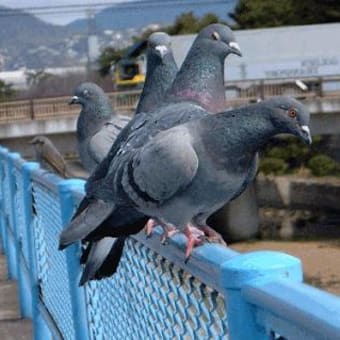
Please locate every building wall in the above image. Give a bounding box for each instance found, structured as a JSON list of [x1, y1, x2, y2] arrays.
[[171, 23, 340, 81]]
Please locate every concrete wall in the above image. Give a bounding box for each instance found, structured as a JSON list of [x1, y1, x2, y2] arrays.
[[1, 133, 78, 160]]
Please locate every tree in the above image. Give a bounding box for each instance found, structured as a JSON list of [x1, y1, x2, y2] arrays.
[[230, 0, 340, 29], [0, 80, 15, 102], [25, 69, 51, 87], [166, 11, 200, 35], [166, 12, 220, 35], [98, 46, 125, 77]]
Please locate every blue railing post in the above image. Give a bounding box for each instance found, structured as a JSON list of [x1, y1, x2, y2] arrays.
[[58, 179, 89, 340], [220, 251, 303, 340], [0, 147, 9, 255], [2, 151, 18, 279], [22, 162, 52, 339], [7, 152, 33, 317]]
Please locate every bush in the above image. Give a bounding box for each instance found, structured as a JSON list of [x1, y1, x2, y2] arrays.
[[259, 157, 288, 175], [307, 154, 338, 177]]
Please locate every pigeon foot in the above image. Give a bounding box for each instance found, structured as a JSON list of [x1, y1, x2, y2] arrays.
[[184, 224, 205, 261], [200, 225, 227, 246], [160, 225, 178, 244], [145, 218, 158, 237]]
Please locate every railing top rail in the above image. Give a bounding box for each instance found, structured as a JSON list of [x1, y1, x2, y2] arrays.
[[243, 278, 340, 339], [30, 167, 63, 193], [133, 228, 239, 295]]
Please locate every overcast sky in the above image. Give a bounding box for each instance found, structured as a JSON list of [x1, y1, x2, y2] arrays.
[[0, 1, 128, 25]]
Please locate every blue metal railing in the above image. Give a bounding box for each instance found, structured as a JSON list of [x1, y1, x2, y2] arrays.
[[0, 145, 339, 340]]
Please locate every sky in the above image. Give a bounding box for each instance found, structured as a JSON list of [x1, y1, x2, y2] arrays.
[[0, 0, 128, 25]]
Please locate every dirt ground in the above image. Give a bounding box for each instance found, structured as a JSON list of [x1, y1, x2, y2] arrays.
[[231, 240, 340, 296]]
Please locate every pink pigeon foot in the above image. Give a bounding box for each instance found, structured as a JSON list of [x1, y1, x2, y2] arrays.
[[145, 219, 178, 242], [145, 218, 158, 237], [199, 225, 227, 246], [184, 224, 205, 261], [160, 225, 178, 244]]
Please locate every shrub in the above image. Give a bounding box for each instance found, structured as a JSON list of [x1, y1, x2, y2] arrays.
[[259, 157, 288, 175], [307, 154, 338, 177]]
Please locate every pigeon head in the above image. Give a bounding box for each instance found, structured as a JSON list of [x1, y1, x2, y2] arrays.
[[195, 23, 242, 58], [147, 32, 172, 59], [69, 82, 107, 107], [264, 96, 312, 145]]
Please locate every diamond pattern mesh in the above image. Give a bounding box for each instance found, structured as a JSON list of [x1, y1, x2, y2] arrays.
[[85, 238, 228, 340], [0, 154, 229, 339], [0, 156, 5, 251], [32, 180, 76, 339]]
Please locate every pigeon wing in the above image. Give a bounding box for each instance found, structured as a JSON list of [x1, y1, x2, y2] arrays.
[[126, 129, 199, 204], [88, 120, 126, 164]]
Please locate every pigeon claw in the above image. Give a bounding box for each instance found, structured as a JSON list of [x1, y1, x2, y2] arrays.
[[145, 218, 157, 238], [160, 225, 178, 244], [184, 224, 205, 262], [200, 225, 227, 246]]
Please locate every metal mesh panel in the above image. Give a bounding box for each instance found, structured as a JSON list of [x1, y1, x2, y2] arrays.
[[0, 157, 5, 250], [32, 181, 76, 339], [85, 238, 228, 339]]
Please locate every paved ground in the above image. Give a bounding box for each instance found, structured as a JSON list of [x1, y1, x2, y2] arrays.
[[232, 240, 340, 296], [0, 254, 32, 339]]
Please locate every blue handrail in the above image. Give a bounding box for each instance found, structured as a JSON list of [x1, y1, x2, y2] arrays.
[[0, 146, 339, 340]]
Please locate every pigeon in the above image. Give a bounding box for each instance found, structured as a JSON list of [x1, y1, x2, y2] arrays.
[[63, 96, 312, 263], [69, 82, 130, 172], [135, 32, 178, 114], [29, 135, 73, 178], [59, 24, 242, 283], [78, 32, 179, 283]]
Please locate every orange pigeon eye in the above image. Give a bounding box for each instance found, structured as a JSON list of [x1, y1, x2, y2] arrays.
[[288, 108, 297, 118]]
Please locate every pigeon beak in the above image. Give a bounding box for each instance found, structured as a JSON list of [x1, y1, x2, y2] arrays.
[[299, 125, 312, 145], [69, 96, 79, 105], [155, 45, 169, 58], [229, 41, 242, 57]]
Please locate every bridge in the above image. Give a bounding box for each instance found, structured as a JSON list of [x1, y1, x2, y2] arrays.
[[0, 146, 340, 339], [1, 76, 340, 159]]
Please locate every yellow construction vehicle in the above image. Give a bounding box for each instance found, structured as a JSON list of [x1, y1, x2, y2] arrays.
[[113, 40, 147, 90]]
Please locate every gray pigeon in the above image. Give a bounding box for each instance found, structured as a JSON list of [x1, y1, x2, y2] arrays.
[[135, 32, 178, 114], [63, 96, 312, 261], [78, 31, 179, 283], [30, 135, 73, 178], [121, 96, 311, 257], [60, 24, 242, 283], [69, 82, 130, 172]]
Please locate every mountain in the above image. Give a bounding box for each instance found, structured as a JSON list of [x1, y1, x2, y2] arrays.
[[67, 0, 237, 31], [0, 1, 237, 71], [0, 6, 88, 70]]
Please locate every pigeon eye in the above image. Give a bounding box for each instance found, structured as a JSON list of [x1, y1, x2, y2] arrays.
[[83, 89, 89, 96], [211, 31, 220, 40], [288, 108, 297, 118]]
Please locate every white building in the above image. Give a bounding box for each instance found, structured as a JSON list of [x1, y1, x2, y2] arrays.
[[171, 23, 340, 82]]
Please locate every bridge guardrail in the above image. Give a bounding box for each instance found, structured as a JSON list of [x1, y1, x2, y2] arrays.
[[1, 76, 340, 125], [0, 146, 339, 339]]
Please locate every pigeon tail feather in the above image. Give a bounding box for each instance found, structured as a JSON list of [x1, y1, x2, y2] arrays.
[[59, 200, 115, 250]]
